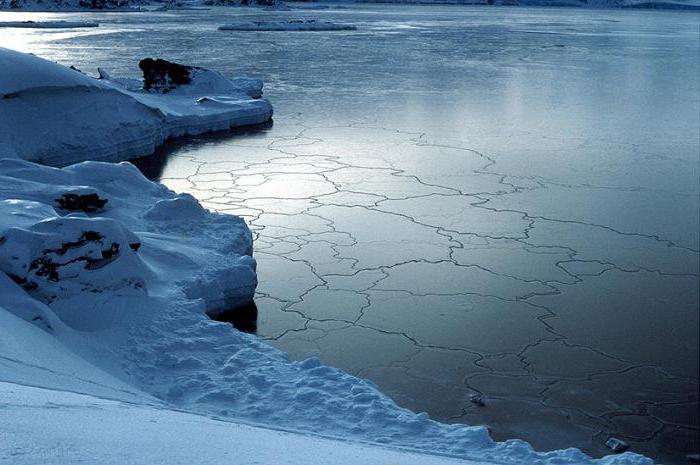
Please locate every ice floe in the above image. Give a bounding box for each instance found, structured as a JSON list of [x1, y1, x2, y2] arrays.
[[219, 19, 357, 31], [0, 20, 99, 27], [0, 48, 272, 165]]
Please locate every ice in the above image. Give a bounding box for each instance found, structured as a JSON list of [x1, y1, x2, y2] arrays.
[[0, 158, 257, 318], [0, 48, 272, 165], [0, 20, 99, 27], [606, 438, 630, 453], [0, 160, 653, 465], [219, 20, 358, 31], [0, 5, 695, 464], [0, 382, 487, 465]]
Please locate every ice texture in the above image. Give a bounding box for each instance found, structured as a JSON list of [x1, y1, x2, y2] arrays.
[[219, 19, 358, 31], [0, 48, 272, 165], [0, 160, 653, 464]]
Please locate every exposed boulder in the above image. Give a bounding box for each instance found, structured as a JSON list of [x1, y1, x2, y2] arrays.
[[55, 191, 108, 213], [139, 58, 194, 93], [0, 215, 148, 303]]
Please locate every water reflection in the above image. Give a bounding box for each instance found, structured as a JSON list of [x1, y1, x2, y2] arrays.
[[131, 120, 273, 180]]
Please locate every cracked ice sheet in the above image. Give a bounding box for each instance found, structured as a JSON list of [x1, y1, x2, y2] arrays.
[[60, 6, 700, 462], [150, 121, 698, 464]]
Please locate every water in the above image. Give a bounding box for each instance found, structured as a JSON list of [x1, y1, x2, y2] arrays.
[[3, 4, 698, 463]]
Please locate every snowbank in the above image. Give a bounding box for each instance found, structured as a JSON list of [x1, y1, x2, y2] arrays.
[[0, 159, 256, 317], [219, 19, 357, 31], [0, 48, 272, 166], [0, 20, 99, 27], [0, 159, 654, 465]]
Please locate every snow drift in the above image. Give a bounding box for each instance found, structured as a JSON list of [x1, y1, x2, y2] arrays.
[[0, 48, 272, 166]]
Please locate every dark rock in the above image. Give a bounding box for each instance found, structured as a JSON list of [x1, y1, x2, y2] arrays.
[[77, 0, 130, 9], [139, 58, 195, 93], [28, 231, 120, 281], [56, 193, 108, 213]]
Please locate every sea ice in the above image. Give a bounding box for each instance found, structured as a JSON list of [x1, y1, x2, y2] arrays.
[[218, 19, 357, 31], [0, 48, 272, 165], [0, 20, 99, 27]]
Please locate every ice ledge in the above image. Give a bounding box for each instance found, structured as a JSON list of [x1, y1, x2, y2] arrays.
[[0, 48, 273, 166]]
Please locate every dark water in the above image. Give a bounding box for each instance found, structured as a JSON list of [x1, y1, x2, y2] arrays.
[[8, 4, 699, 463]]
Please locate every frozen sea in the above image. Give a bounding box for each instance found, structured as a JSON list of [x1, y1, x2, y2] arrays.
[[2, 4, 698, 463]]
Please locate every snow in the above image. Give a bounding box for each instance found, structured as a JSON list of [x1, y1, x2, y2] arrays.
[[0, 47, 272, 166], [0, 20, 99, 27], [219, 19, 358, 31], [0, 382, 486, 465], [0, 158, 654, 465]]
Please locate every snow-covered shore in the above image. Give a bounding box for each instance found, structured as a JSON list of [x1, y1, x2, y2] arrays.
[[0, 46, 658, 464], [0, 159, 654, 465], [0, 382, 489, 465], [0, 48, 272, 166], [0, 20, 99, 27]]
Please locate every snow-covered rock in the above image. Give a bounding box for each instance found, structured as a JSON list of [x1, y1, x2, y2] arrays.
[[218, 19, 357, 31], [0, 48, 273, 165], [0, 159, 655, 465], [0, 159, 257, 320]]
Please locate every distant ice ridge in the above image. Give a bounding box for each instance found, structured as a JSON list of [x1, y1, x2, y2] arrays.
[[219, 19, 357, 30], [0, 162, 654, 465], [0, 20, 99, 27], [0, 0, 282, 9], [0, 48, 272, 165]]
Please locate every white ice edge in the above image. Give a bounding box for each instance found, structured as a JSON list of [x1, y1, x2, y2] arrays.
[[0, 20, 99, 28], [0, 47, 273, 166]]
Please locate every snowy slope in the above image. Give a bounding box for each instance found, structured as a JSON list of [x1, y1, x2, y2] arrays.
[[0, 382, 491, 465], [0, 48, 272, 165]]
